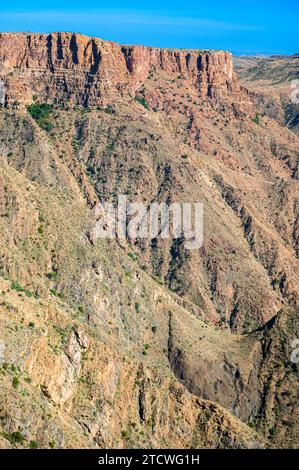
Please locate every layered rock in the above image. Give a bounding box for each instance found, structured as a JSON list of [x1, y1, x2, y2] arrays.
[[0, 32, 243, 108]]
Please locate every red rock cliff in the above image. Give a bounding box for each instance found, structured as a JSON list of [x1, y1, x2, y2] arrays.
[[0, 32, 243, 108]]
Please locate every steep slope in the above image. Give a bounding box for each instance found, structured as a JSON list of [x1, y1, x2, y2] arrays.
[[0, 153, 265, 449], [234, 54, 299, 135], [0, 33, 298, 449]]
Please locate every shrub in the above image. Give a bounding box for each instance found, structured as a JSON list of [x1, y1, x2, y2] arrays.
[[128, 252, 138, 261], [50, 289, 65, 299], [12, 376, 20, 389], [29, 440, 38, 449], [269, 426, 277, 436], [11, 282, 38, 299], [3, 431, 24, 445], [134, 95, 150, 110], [47, 272, 57, 280], [27, 102, 53, 131], [104, 105, 116, 115], [251, 113, 261, 125]]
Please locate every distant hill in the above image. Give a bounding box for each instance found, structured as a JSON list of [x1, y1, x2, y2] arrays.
[[234, 54, 299, 135]]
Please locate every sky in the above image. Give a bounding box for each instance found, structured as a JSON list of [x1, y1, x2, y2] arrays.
[[0, 1, 298, 55]]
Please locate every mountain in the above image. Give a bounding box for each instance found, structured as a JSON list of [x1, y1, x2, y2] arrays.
[[0, 32, 298, 449], [234, 54, 299, 135]]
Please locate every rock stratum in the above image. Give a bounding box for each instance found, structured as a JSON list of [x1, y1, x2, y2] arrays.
[[0, 33, 298, 449], [0, 32, 248, 109]]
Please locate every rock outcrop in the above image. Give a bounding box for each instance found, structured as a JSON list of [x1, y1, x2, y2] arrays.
[[0, 32, 245, 108]]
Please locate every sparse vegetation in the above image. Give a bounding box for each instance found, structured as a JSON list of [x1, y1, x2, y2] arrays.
[[50, 289, 65, 299], [2, 430, 25, 445], [104, 105, 116, 115], [11, 282, 38, 299]]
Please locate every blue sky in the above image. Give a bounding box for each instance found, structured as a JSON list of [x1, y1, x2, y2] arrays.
[[0, 1, 298, 54]]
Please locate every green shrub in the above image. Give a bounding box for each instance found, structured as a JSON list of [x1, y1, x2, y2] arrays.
[[104, 105, 116, 115], [47, 272, 57, 280], [12, 376, 20, 389], [50, 289, 65, 299], [269, 426, 277, 436], [248, 420, 257, 429], [134, 95, 150, 110], [29, 440, 38, 449], [27, 102, 53, 131], [11, 282, 38, 299], [37, 225, 44, 235], [251, 113, 261, 125], [2, 430, 24, 445], [128, 252, 138, 261]]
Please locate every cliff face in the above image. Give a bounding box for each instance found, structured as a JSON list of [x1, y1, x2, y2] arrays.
[[0, 32, 241, 108]]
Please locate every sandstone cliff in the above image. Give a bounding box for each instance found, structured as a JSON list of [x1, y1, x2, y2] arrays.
[[0, 32, 247, 109]]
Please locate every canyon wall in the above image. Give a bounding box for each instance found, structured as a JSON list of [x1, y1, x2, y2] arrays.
[[0, 32, 241, 108]]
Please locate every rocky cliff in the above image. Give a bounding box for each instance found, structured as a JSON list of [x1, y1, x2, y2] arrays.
[[0, 32, 246, 109]]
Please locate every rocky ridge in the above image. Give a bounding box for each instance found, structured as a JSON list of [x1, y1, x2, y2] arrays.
[[0, 32, 250, 111]]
